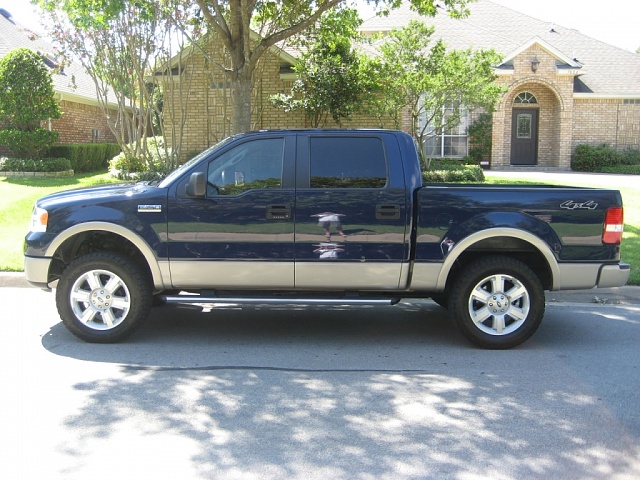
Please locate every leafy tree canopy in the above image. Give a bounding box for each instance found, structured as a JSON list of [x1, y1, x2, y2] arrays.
[[0, 47, 61, 130], [365, 20, 503, 151], [270, 8, 367, 127]]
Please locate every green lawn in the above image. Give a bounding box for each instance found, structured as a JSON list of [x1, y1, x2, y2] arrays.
[[0, 172, 121, 271], [2, 171, 638, 285]]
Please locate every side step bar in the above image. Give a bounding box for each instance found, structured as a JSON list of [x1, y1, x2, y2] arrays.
[[161, 295, 402, 306]]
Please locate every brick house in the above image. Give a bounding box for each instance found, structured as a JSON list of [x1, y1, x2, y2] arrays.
[[361, 1, 640, 169], [164, 0, 640, 170], [0, 8, 118, 154]]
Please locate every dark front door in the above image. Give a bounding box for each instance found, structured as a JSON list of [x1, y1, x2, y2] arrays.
[[510, 108, 539, 165]]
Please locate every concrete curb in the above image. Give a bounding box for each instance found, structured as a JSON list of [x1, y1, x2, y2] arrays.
[[0, 272, 30, 288], [2, 272, 639, 305]]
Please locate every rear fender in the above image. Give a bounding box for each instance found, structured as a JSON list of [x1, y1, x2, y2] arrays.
[[436, 227, 560, 290]]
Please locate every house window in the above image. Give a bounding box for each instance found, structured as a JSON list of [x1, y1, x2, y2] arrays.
[[421, 102, 469, 158], [514, 92, 538, 104]]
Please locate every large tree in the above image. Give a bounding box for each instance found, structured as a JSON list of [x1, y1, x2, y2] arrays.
[[189, 0, 474, 133]]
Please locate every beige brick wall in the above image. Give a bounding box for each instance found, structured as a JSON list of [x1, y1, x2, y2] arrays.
[[162, 41, 309, 159], [573, 99, 640, 151]]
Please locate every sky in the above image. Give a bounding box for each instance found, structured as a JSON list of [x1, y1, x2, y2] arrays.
[[2, 0, 639, 53]]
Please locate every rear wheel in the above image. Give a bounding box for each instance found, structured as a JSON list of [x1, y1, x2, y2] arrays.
[[449, 256, 545, 349], [56, 252, 152, 343]]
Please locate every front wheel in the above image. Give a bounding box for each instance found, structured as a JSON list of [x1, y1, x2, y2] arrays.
[[56, 252, 152, 343], [449, 256, 545, 349]]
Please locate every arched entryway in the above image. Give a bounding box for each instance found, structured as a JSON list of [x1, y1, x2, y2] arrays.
[[500, 81, 567, 168]]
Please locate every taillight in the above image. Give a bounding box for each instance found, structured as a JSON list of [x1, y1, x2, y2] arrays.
[[602, 207, 624, 244]]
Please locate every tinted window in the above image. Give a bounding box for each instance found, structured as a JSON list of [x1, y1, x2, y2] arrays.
[[310, 137, 387, 188], [207, 138, 284, 195]]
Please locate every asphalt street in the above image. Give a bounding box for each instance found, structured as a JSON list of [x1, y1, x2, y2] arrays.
[[1, 285, 639, 479]]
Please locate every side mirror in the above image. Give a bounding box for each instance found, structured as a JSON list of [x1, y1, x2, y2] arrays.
[[186, 172, 206, 197]]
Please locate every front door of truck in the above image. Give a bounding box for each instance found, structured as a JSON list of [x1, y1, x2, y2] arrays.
[[167, 135, 296, 289], [293, 133, 409, 289]]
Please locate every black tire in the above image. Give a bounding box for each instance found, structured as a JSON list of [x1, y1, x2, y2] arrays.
[[55, 252, 152, 343], [449, 255, 545, 349], [429, 293, 449, 309]]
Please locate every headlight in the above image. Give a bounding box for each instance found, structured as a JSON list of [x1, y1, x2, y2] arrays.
[[30, 206, 48, 233]]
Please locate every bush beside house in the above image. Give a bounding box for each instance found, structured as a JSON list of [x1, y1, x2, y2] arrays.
[[0, 48, 61, 158], [572, 145, 640, 174], [45, 143, 121, 173]]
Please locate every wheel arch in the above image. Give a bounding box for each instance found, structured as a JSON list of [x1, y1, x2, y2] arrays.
[[437, 228, 559, 292], [45, 222, 168, 290]]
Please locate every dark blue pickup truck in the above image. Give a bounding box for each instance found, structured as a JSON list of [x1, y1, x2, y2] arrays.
[[24, 130, 629, 348]]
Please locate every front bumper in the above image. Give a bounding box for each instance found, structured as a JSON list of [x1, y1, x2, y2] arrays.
[[24, 256, 52, 289], [597, 263, 631, 288]]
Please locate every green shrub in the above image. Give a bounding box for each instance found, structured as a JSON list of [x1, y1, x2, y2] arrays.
[[423, 164, 485, 183], [0, 128, 59, 159], [0, 48, 61, 158], [572, 144, 640, 173], [620, 149, 640, 166], [0, 156, 72, 172], [45, 143, 121, 173], [109, 137, 173, 181]]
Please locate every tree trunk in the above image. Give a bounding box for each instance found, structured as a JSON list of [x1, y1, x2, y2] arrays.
[[231, 67, 253, 134]]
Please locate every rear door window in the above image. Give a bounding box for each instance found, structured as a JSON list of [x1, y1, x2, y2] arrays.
[[309, 137, 387, 189]]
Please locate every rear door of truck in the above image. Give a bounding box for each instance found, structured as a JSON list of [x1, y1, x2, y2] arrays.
[[293, 131, 410, 289]]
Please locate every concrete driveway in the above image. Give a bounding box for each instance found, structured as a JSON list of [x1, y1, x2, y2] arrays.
[[485, 169, 639, 188]]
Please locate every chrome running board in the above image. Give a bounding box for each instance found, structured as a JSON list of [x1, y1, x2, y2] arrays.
[[161, 295, 401, 306]]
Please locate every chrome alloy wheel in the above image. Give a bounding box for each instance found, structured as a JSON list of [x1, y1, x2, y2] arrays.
[[467, 273, 530, 336], [69, 269, 132, 330]]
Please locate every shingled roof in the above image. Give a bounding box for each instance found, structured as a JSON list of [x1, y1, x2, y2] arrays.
[[360, 0, 640, 97], [0, 8, 116, 107]]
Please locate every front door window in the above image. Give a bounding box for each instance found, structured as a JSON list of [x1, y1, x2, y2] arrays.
[[517, 114, 533, 139]]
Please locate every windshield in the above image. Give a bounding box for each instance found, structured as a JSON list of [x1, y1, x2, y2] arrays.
[[157, 135, 237, 188]]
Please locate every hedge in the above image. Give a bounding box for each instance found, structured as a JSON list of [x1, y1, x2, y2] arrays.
[[45, 143, 121, 173], [0, 156, 72, 172], [572, 144, 640, 173]]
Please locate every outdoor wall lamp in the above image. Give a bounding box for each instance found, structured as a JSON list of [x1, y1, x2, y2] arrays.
[[531, 56, 540, 72]]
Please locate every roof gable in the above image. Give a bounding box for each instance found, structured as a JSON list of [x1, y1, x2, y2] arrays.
[[499, 36, 581, 69]]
